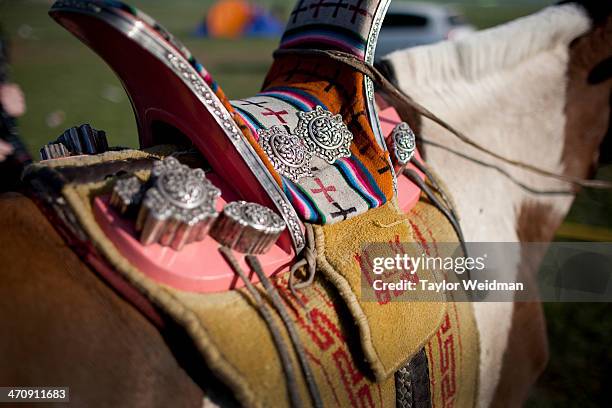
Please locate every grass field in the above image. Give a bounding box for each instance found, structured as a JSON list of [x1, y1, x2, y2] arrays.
[[1, 0, 611, 406]]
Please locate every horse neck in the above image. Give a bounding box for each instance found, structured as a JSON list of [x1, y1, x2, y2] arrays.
[[562, 13, 612, 180], [391, 4, 612, 243]]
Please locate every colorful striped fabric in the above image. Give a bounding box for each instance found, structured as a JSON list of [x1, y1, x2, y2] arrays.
[[280, 24, 367, 59], [230, 88, 327, 138], [280, 0, 390, 61], [100, 0, 395, 225], [224, 0, 397, 224], [230, 87, 388, 224], [260, 87, 327, 111]]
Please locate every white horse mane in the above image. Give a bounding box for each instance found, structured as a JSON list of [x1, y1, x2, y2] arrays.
[[383, 4, 593, 408], [385, 3, 591, 84]]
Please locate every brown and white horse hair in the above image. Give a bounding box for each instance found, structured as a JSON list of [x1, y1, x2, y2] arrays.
[[382, 2, 611, 406]]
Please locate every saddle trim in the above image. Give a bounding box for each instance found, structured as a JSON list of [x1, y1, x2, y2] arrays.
[[364, 0, 393, 152]]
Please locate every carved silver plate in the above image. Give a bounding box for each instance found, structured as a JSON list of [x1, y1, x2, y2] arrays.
[[258, 126, 313, 182], [210, 201, 286, 254], [392, 122, 416, 165], [294, 106, 353, 164], [136, 157, 220, 250]]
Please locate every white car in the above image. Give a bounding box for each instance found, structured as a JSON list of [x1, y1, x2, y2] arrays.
[[375, 2, 475, 59]]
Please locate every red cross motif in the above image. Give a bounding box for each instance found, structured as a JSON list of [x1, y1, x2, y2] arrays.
[[311, 178, 337, 202], [262, 107, 289, 124], [309, 0, 326, 17], [348, 0, 370, 24]]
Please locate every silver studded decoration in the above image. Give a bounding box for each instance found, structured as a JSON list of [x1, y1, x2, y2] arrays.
[[294, 106, 353, 164], [258, 126, 313, 182], [110, 176, 144, 215], [51, 0, 101, 13], [391, 122, 416, 165], [135, 157, 221, 251], [210, 201, 286, 254], [165, 52, 241, 140]]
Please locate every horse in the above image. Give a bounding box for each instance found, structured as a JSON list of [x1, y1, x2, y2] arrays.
[[0, 1, 610, 406], [380, 1, 612, 406]]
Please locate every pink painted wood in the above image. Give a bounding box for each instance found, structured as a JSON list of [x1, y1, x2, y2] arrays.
[[378, 105, 425, 212]]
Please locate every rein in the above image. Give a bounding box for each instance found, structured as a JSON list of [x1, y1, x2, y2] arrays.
[[273, 49, 612, 192]]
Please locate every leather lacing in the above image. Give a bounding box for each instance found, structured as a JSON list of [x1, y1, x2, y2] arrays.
[[219, 247, 323, 408], [289, 224, 317, 301]]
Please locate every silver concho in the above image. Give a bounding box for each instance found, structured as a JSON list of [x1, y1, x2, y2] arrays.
[[295, 106, 353, 164], [136, 157, 220, 250], [392, 122, 416, 165], [258, 126, 313, 182], [210, 201, 286, 254], [110, 176, 144, 215]]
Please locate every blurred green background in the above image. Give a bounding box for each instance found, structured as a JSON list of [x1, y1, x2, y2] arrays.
[[1, 0, 610, 407]]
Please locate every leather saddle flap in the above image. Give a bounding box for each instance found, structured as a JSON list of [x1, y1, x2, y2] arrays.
[[315, 199, 451, 381]]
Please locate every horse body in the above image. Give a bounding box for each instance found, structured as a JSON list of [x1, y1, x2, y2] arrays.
[[383, 2, 612, 406], [0, 193, 206, 407]]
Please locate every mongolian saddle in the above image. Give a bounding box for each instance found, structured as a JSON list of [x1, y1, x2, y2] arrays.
[[24, 1, 480, 407]]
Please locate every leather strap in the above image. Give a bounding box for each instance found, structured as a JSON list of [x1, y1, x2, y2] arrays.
[[274, 48, 612, 191]]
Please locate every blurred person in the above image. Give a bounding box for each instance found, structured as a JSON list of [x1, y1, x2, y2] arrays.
[[0, 24, 31, 192]]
